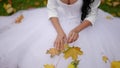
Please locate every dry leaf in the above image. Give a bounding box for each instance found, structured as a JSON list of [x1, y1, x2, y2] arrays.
[[34, 2, 40, 6], [64, 46, 83, 60], [44, 64, 55, 68], [3, 3, 11, 10], [113, 2, 120, 7], [106, 2, 112, 6], [111, 61, 120, 68], [46, 48, 60, 57], [111, 13, 117, 17], [44, 0, 47, 5], [15, 15, 24, 24], [0, 0, 2, 2], [3, 3, 15, 14], [6, 7, 14, 14], [117, 12, 120, 16], [8, 0, 12, 4], [106, 15, 113, 20], [102, 56, 108, 63], [101, 0, 105, 4]]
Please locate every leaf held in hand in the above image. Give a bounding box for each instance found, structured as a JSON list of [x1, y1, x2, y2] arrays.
[[46, 48, 60, 57]]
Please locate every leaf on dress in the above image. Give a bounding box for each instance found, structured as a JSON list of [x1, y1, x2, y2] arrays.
[[15, 14, 24, 24], [106, 15, 113, 20], [102, 56, 109, 63], [44, 64, 55, 68], [111, 61, 120, 68], [63, 46, 83, 60], [68, 60, 80, 68], [46, 48, 60, 57]]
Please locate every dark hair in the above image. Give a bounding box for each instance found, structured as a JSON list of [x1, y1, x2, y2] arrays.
[[81, 0, 94, 21]]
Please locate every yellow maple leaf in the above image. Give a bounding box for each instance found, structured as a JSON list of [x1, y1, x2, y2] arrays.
[[46, 48, 60, 57], [102, 56, 109, 63], [63, 46, 83, 60], [44, 64, 55, 68], [64, 43, 69, 49], [111, 61, 120, 68]]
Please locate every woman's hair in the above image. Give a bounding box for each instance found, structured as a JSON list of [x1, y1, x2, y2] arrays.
[[81, 0, 94, 21]]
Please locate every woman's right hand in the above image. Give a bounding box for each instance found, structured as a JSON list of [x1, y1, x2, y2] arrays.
[[54, 32, 67, 50]]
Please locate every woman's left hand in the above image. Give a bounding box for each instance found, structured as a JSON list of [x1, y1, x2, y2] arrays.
[[67, 29, 79, 43]]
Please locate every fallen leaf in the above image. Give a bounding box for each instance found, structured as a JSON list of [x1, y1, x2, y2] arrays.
[[106, 15, 113, 20], [3, 3, 15, 14], [15, 15, 24, 24], [0, 0, 2, 2], [8, 0, 12, 4], [68, 63, 75, 68], [111, 61, 120, 68], [3, 3, 11, 10], [101, 0, 105, 4], [44, 64, 55, 68], [46, 48, 60, 57], [117, 12, 120, 16], [106, 2, 112, 6], [64, 46, 83, 60], [102, 56, 108, 63], [7, 7, 14, 14], [112, 2, 120, 7], [34, 2, 40, 6], [44, 0, 47, 5]]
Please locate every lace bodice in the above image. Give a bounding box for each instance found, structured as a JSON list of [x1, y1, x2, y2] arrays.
[[47, 0, 101, 25]]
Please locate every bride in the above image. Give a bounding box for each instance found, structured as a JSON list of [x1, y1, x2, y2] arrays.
[[0, 0, 120, 68]]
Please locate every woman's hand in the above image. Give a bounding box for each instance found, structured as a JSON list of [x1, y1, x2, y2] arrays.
[[54, 32, 67, 50], [67, 29, 79, 43]]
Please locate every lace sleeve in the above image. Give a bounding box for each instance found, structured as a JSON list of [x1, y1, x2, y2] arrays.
[[84, 0, 101, 25], [47, 0, 59, 19]]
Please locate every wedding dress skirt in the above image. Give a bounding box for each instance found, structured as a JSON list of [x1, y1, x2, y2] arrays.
[[0, 8, 120, 68]]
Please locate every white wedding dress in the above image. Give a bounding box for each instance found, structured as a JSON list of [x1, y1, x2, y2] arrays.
[[0, 0, 120, 68]]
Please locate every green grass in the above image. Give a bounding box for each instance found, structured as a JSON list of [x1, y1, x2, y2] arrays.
[[99, 3, 120, 17], [0, 0, 47, 16]]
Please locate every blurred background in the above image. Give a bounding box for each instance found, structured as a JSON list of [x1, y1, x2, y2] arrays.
[[0, 0, 120, 17]]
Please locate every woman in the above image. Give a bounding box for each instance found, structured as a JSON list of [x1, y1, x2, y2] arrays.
[[47, 0, 100, 50], [0, 0, 120, 68]]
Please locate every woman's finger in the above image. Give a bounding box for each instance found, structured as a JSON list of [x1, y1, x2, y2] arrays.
[[60, 39, 63, 50], [68, 32, 75, 43], [73, 33, 78, 42]]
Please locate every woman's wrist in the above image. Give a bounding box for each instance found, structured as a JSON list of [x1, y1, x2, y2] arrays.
[[73, 20, 92, 33]]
